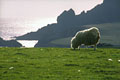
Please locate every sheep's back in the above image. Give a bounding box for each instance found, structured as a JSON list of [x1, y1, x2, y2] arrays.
[[75, 27, 100, 45], [83, 28, 100, 45]]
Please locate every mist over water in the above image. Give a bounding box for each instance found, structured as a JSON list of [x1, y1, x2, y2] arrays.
[[0, 18, 57, 40], [0, 18, 56, 47]]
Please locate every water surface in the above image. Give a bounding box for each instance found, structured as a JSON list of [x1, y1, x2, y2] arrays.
[[17, 40, 38, 47]]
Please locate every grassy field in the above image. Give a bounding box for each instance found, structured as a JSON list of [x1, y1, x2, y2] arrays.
[[0, 47, 120, 80]]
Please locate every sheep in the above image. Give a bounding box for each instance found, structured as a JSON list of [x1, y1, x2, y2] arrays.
[[71, 27, 100, 50]]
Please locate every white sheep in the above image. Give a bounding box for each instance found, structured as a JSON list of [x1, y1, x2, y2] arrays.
[[71, 27, 100, 50]]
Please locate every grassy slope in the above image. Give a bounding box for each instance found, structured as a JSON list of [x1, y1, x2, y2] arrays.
[[0, 47, 120, 80], [85, 22, 120, 45], [51, 37, 72, 46], [51, 22, 120, 46]]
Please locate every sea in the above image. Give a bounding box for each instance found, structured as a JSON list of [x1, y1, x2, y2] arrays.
[[0, 18, 56, 47]]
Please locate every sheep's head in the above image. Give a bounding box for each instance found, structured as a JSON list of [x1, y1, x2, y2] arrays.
[[71, 37, 79, 49]]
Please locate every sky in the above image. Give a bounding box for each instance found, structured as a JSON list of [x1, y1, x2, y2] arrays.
[[0, 0, 103, 20]]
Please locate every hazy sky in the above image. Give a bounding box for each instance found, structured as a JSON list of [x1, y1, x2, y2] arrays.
[[0, 0, 103, 19]]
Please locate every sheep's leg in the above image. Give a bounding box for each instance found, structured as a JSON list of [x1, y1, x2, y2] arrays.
[[86, 46, 88, 49], [94, 45, 96, 51], [78, 46, 80, 50]]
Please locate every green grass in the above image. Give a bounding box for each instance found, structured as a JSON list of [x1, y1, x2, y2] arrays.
[[0, 47, 120, 80], [50, 22, 120, 46]]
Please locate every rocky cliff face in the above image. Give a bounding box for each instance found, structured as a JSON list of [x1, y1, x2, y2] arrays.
[[57, 9, 76, 26], [76, 0, 120, 25]]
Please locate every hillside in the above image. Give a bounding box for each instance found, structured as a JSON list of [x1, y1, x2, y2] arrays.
[[50, 22, 120, 47], [0, 37, 22, 47], [15, 0, 120, 47], [0, 47, 120, 80]]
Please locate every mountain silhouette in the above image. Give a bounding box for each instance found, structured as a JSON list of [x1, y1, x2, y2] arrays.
[[15, 0, 120, 47], [0, 37, 22, 47]]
